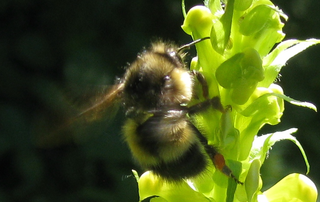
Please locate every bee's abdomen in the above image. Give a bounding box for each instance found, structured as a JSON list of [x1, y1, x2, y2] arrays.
[[150, 143, 207, 181], [123, 112, 208, 181]]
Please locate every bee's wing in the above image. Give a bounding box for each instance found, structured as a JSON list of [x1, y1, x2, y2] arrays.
[[59, 83, 125, 127], [74, 83, 124, 122], [35, 83, 124, 148]]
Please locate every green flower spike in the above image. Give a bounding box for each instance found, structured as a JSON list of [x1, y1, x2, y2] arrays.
[[134, 0, 319, 201]]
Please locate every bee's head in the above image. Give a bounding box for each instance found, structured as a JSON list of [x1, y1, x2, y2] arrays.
[[122, 42, 193, 113]]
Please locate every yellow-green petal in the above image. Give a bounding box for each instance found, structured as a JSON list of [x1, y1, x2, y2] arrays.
[[245, 159, 262, 202], [263, 174, 318, 202], [138, 171, 209, 202]]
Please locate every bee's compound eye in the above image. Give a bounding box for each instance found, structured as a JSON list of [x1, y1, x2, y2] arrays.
[[164, 75, 170, 81]]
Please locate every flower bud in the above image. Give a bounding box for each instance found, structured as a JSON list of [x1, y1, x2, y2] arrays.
[[182, 6, 213, 38]]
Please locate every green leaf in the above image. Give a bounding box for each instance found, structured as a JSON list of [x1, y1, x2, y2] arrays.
[[245, 159, 261, 202], [211, 0, 235, 54], [261, 39, 320, 87], [251, 128, 310, 174], [264, 39, 320, 67], [239, 5, 275, 36], [269, 93, 317, 112], [234, 0, 253, 11], [226, 160, 243, 202]]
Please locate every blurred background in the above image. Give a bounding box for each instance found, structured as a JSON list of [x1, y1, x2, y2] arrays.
[[0, 0, 319, 201]]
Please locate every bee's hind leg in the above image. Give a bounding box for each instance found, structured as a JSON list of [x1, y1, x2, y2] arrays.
[[190, 123, 243, 185]]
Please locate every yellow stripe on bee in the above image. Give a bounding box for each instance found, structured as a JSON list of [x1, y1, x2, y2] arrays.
[[123, 119, 159, 167], [170, 68, 193, 103]]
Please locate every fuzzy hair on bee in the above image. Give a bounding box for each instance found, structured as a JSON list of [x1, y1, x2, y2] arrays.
[[79, 37, 242, 183]]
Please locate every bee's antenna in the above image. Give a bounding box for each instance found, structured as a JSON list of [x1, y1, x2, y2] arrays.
[[177, 37, 210, 53]]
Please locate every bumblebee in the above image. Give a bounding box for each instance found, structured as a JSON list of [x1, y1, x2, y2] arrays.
[[80, 38, 242, 183]]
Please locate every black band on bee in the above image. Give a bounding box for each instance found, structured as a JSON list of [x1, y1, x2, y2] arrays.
[[150, 143, 208, 181]]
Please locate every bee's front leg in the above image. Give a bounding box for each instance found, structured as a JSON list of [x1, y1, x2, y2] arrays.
[[191, 70, 209, 100], [188, 96, 225, 115]]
